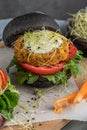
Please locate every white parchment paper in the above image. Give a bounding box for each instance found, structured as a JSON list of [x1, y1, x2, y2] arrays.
[[0, 48, 87, 127]]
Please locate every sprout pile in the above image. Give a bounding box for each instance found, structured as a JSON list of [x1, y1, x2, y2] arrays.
[[69, 7, 87, 39]]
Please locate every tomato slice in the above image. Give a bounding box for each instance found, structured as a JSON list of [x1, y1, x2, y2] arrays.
[[20, 62, 66, 75], [0, 74, 3, 91], [0, 69, 8, 90], [67, 43, 77, 60], [19, 43, 77, 75]]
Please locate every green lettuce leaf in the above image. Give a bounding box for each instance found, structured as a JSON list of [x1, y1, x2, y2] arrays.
[[42, 71, 67, 86], [16, 71, 39, 85]]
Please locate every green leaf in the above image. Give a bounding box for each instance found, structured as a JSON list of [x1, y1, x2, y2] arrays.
[[0, 97, 6, 110], [0, 79, 16, 97], [64, 58, 83, 78], [42, 75, 56, 84], [16, 71, 29, 85], [1, 109, 13, 120], [16, 71, 39, 85], [77, 64, 83, 75], [4, 91, 19, 108], [27, 74, 39, 84], [55, 71, 68, 86], [7, 81, 15, 90], [6, 57, 23, 73], [6, 57, 17, 72], [42, 71, 67, 86], [0, 76, 19, 120], [0, 90, 19, 120], [73, 50, 84, 62], [3, 93, 11, 108]]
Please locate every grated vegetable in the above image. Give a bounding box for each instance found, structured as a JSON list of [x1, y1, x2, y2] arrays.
[[69, 7, 87, 39]]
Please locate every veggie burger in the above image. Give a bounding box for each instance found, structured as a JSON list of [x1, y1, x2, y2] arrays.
[[7, 29, 83, 86], [0, 68, 19, 127]]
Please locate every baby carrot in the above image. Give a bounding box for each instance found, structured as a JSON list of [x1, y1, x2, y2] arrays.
[[73, 81, 87, 103]]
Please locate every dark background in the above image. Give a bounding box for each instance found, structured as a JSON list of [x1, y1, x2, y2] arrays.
[[0, 0, 87, 20]]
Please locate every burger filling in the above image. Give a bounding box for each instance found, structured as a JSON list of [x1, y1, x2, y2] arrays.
[[14, 30, 69, 66]]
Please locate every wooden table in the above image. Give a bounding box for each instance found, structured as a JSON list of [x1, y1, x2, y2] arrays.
[[0, 41, 87, 130]]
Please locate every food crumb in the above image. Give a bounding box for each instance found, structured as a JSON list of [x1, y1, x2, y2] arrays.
[[39, 123, 42, 126], [16, 111, 19, 114], [32, 118, 35, 120], [31, 97, 34, 100], [27, 119, 30, 122], [27, 100, 30, 103]]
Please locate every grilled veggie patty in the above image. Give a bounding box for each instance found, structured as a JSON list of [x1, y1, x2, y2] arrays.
[[14, 30, 69, 66]]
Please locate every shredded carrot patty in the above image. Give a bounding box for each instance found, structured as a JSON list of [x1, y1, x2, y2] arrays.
[[14, 30, 69, 66]]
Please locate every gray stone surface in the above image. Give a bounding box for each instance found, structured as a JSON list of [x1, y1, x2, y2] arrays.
[[0, 0, 87, 20]]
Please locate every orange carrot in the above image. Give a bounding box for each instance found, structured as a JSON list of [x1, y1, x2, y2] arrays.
[[73, 81, 87, 103], [65, 92, 78, 104], [53, 92, 78, 114], [53, 81, 87, 114], [53, 90, 87, 114], [54, 98, 69, 110], [53, 107, 64, 114]]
